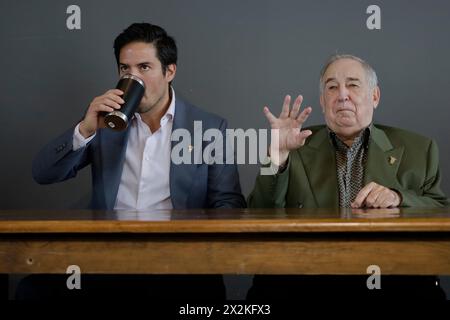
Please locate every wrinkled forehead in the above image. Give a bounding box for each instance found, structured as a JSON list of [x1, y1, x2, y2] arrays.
[[323, 58, 367, 83]]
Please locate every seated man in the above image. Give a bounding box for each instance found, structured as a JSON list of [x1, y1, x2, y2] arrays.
[[248, 54, 449, 299], [19, 22, 246, 300]]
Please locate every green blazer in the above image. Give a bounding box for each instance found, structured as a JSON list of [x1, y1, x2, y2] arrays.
[[248, 125, 449, 208]]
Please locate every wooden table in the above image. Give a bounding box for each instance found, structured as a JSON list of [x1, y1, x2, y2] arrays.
[[1, 208, 450, 275]]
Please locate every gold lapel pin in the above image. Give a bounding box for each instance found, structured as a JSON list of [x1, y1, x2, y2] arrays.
[[188, 145, 194, 152], [388, 156, 397, 165]]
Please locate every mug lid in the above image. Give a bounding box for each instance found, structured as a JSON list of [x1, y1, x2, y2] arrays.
[[121, 74, 146, 88]]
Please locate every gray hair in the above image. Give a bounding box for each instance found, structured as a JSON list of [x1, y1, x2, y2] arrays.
[[319, 54, 378, 94]]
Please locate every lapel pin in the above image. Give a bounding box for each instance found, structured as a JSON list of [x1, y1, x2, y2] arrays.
[[188, 145, 193, 152], [388, 156, 397, 165]]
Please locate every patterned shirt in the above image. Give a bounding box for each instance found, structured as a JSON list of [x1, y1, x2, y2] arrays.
[[329, 127, 371, 207]]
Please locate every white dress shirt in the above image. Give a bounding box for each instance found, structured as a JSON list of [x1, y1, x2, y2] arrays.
[[73, 89, 176, 211]]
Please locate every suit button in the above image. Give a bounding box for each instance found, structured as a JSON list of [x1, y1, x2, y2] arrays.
[[297, 202, 303, 208]]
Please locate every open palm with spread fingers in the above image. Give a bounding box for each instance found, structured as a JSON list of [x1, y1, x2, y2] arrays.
[[264, 95, 313, 166]]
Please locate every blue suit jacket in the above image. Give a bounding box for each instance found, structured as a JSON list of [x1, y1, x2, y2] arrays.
[[32, 97, 246, 209]]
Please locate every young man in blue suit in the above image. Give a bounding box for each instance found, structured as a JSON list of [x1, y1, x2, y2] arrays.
[[21, 22, 245, 300], [33, 23, 245, 211]]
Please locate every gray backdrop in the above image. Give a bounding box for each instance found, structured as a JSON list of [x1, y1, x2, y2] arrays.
[[1, 0, 450, 298]]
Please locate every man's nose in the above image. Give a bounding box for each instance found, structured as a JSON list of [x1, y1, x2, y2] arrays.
[[125, 67, 142, 77], [128, 70, 141, 77], [338, 86, 349, 102]]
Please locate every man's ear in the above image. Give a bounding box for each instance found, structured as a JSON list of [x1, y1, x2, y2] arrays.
[[319, 94, 325, 113], [165, 64, 176, 82], [372, 86, 381, 109]]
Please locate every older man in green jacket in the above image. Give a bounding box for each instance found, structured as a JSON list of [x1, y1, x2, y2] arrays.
[[247, 54, 448, 300], [249, 54, 448, 209]]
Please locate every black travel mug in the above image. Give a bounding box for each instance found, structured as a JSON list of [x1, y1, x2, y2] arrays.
[[104, 74, 146, 131]]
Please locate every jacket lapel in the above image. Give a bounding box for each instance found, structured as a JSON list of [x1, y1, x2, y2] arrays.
[[299, 128, 339, 207], [170, 98, 200, 209], [364, 125, 404, 189], [100, 128, 130, 209]]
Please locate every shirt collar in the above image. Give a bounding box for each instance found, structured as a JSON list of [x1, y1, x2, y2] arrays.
[[165, 87, 176, 120], [328, 124, 372, 151]]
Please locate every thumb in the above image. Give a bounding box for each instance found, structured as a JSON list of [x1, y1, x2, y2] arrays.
[[299, 130, 312, 140]]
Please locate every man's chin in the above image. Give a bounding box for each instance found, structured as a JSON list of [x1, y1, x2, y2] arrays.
[[334, 123, 364, 136], [336, 118, 357, 128]]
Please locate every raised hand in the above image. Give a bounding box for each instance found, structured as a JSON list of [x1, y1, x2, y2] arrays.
[[263, 95, 312, 166], [79, 89, 124, 138]]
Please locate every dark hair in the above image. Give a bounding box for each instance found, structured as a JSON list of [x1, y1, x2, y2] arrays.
[[113, 23, 177, 76]]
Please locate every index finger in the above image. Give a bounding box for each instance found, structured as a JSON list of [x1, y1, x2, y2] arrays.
[[352, 182, 376, 208], [106, 90, 125, 103], [107, 89, 124, 96], [296, 106, 312, 127]]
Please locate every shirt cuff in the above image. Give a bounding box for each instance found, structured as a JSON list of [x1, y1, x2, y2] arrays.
[[73, 122, 96, 151], [263, 156, 289, 175]]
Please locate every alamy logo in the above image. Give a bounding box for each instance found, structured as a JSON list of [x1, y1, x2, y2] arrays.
[[66, 5, 81, 30], [366, 265, 381, 290], [366, 5, 381, 30], [66, 265, 81, 290], [170, 122, 279, 175]]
